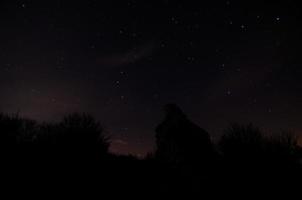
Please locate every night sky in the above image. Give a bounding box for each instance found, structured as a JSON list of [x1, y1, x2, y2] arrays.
[[1, 1, 302, 156]]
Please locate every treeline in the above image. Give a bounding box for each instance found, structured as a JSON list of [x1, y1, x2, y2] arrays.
[[0, 105, 301, 197]]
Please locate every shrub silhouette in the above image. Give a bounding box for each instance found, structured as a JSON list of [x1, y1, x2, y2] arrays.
[[155, 104, 215, 165]]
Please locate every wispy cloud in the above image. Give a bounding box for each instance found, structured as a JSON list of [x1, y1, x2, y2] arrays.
[[112, 139, 129, 145], [97, 41, 157, 68]]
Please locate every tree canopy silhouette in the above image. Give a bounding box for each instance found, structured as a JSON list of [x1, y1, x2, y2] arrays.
[[37, 113, 110, 162], [155, 104, 215, 165], [218, 123, 302, 172]]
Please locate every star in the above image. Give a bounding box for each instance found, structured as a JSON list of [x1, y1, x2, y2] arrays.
[[171, 17, 179, 25], [187, 56, 195, 62]]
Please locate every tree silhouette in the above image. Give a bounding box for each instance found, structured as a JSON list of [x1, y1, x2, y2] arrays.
[[266, 131, 301, 169], [218, 123, 264, 160], [0, 113, 36, 143], [0, 113, 37, 162], [155, 104, 215, 166], [218, 123, 302, 177], [37, 113, 110, 162]]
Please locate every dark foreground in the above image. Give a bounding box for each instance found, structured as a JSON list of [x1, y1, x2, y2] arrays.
[[1, 108, 301, 198]]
